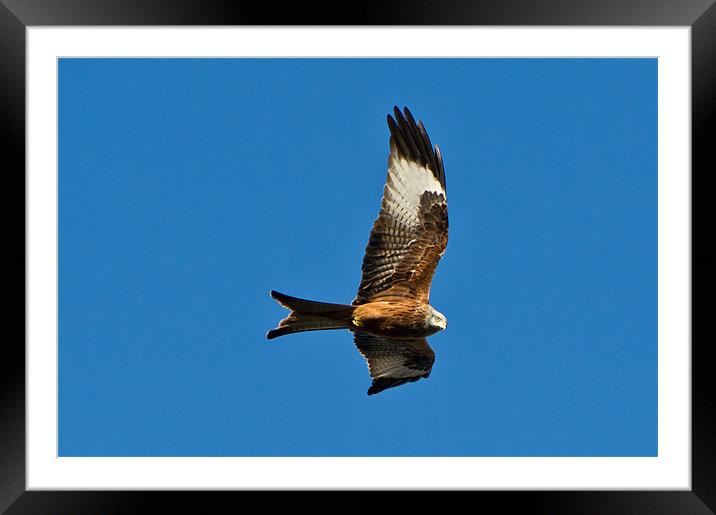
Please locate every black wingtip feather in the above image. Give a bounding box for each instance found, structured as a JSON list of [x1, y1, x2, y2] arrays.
[[266, 328, 282, 339], [367, 376, 422, 396], [386, 106, 445, 188], [387, 113, 410, 158], [404, 108, 432, 160], [270, 289, 288, 302]]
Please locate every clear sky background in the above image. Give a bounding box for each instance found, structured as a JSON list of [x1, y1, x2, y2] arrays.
[[58, 58, 657, 456]]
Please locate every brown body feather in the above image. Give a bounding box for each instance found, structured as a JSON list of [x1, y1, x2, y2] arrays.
[[351, 301, 440, 339]]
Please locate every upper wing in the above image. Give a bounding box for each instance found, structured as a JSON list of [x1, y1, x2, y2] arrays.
[[354, 333, 435, 395], [354, 106, 448, 305]]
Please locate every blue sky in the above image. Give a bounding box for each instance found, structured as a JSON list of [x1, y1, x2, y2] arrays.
[[58, 58, 657, 456]]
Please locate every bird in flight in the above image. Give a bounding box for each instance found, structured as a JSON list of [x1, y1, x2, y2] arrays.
[[267, 106, 448, 395]]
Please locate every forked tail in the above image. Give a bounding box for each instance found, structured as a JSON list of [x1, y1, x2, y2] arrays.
[[266, 290, 355, 340]]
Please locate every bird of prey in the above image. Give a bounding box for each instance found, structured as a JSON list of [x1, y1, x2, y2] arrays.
[[267, 106, 448, 395]]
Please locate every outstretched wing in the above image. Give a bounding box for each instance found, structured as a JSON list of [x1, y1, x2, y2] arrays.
[[354, 106, 448, 305], [354, 333, 435, 395]]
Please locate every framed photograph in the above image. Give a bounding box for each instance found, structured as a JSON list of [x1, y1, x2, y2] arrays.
[[3, 1, 712, 513]]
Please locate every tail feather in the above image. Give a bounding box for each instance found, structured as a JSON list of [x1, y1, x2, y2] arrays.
[[266, 314, 351, 339], [269, 290, 353, 314], [267, 290, 354, 340]]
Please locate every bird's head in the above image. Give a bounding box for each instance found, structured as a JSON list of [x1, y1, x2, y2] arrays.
[[428, 307, 448, 332]]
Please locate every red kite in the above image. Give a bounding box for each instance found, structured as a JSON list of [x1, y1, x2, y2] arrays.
[[268, 106, 448, 395]]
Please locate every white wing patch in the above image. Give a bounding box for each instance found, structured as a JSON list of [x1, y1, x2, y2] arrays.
[[383, 156, 444, 228], [368, 355, 423, 379]]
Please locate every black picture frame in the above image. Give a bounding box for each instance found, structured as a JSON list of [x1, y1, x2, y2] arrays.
[[2, 1, 713, 513]]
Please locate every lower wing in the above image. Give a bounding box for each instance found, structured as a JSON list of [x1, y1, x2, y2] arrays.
[[353, 332, 435, 395]]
